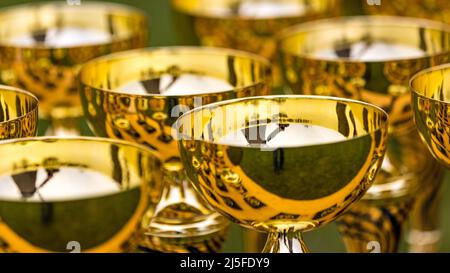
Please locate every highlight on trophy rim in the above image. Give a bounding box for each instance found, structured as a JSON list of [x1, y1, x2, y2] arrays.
[[0, 136, 163, 253], [0, 85, 39, 140], [0, 1, 148, 135], [411, 64, 450, 168], [176, 95, 388, 253], [77, 46, 272, 252]]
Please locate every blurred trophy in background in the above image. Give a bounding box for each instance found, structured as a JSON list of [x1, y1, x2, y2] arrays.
[[0, 2, 147, 135], [280, 16, 450, 252]]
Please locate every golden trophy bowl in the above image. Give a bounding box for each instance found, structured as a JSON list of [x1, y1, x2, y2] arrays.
[[171, 0, 341, 86], [411, 64, 450, 168], [279, 16, 450, 252], [364, 0, 450, 24], [0, 85, 38, 140], [78, 46, 272, 252], [0, 2, 148, 135], [0, 137, 163, 253], [176, 95, 388, 253]]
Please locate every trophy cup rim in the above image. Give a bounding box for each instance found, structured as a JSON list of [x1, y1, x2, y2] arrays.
[[171, 0, 340, 21], [0, 1, 148, 50], [79, 45, 272, 99], [410, 63, 450, 105], [0, 84, 39, 126], [175, 94, 389, 148], [278, 15, 450, 63]]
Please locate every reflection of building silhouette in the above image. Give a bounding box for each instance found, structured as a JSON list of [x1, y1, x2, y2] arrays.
[[333, 35, 373, 58], [242, 123, 287, 174], [11, 169, 59, 200], [11, 171, 37, 199], [140, 77, 176, 94], [242, 123, 289, 145]]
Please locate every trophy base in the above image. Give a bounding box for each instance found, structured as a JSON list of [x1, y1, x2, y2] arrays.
[[407, 229, 442, 253]]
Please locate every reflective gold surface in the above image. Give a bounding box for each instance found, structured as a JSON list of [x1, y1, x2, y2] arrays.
[[0, 85, 38, 139], [172, 0, 340, 86], [409, 63, 450, 252], [279, 16, 450, 252], [279, 16, 450, 198], [177, 95, 388, 253], [0, 137, 163, 253], [363, 1, 450, 253], [364, 0, 450, 24], [411, 64, 450, 168], [0, 2, 147, 134], [79, 46, 271, 252]]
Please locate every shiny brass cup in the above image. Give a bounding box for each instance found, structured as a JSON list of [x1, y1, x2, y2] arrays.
[[172, 0, 340, 87], [78, 46, 272, 252], [176, 95, 388, 253], [279, 16, 450, 252], [0, 137, 163, 252], [0, 2, 147, 135]]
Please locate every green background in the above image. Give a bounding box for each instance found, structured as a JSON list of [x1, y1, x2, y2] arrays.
[[4, 0, 450, 252]]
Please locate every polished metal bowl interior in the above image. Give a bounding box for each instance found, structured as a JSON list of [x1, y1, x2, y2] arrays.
[[177, 95, 388, 232], [0, 137, 163, 253], [0, 1, 148, 118], [78, 46, 271, 253], [79, 46, 271, 161], [280, 16, 450, 132], [172, 0, 340, 85]]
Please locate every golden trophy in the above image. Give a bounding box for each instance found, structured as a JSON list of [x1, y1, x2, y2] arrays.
[[0, 2, 147, 136], [411, 64, 450, 166], [279, 16, 450, 252], [364, 0, 450, 24], [171, 0, 340, 87], [0, 85, 38, 140], [78, 46, 272, 252], [176, 95, 388, 253], [0, 137, 163, 253], [364, 0, 450, 252], [411, 65, 450, 252]]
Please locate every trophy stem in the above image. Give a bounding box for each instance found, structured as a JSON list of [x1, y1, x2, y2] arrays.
[[262, 229, 309, 253], [45, 108, 84, 136], [407, 163, 445, 253], [141, 160, 229, 253]]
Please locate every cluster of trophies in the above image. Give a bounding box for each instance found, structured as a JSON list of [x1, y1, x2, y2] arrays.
[[0, 0, 450, 253]]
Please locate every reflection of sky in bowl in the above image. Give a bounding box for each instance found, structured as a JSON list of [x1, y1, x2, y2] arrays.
[[215, 1, 306, 18], [313, 41, 425, 62], [0, 167, 121, 202], [8, 27, 111, 47], [118, 73, 233, 96], [218, 123, 346, 148]]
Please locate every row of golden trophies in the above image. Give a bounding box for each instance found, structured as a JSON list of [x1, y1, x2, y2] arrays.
[[0, 0, 450, 253]]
